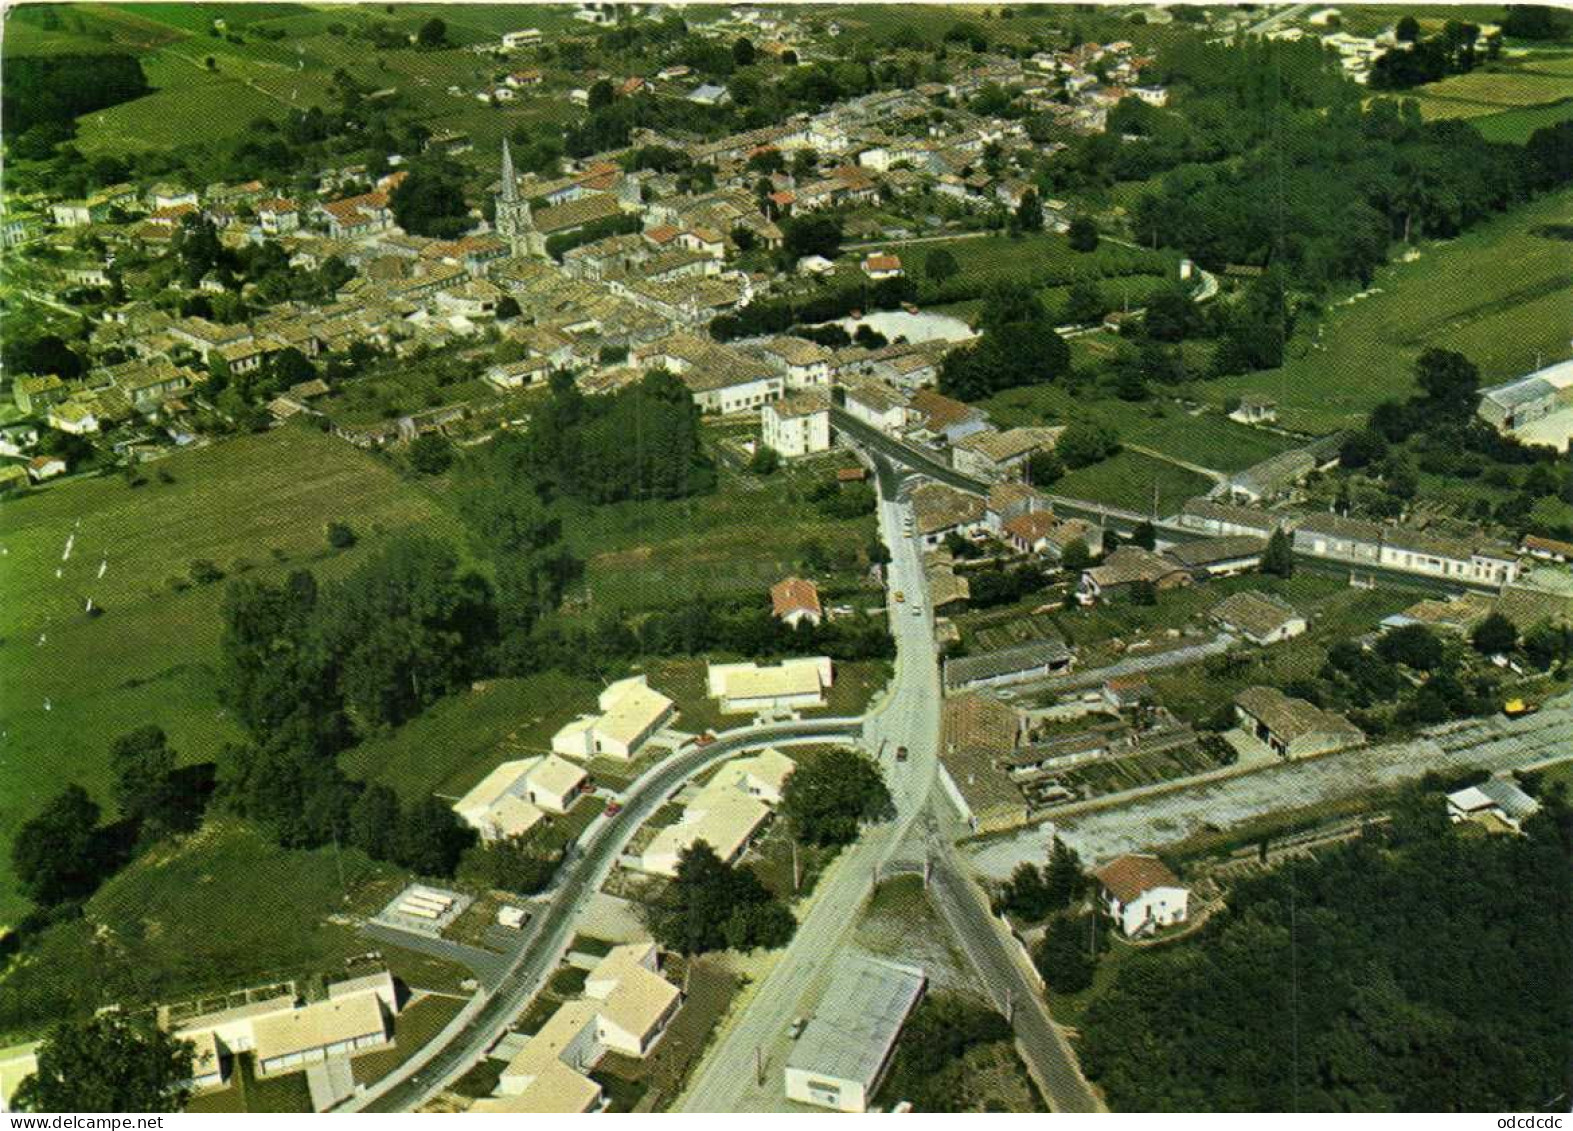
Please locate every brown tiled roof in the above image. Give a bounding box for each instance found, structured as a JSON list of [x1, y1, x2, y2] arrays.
[[771, 577, 822, 619], [1212, 590, 1300, 640], [1234, 686, 1364, 745], [1095, 854, 1181, 904]]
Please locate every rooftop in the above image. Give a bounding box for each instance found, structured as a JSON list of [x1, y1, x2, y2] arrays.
[[785, 954, 925, 1087], [1095, 853, 1182, 904]]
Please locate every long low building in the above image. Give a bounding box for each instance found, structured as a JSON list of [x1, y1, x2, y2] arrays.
[[784, 954, 926, 1112], [706, 656, 833, 714], [1234, 686, 1365, 759], [943, 637, 1073, 691]]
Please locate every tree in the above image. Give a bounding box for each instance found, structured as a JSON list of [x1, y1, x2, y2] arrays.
[[108, 724, 185, 835], [925, 247, 960, 284], [587, 78, 615, 111], [1015, 187, 1044, 232], [1262, 527, 1295, 578], [1067, 216, 1100, 252], [1056, 421, 1120, 469], [1064, 278, 1107, 325], [732, 36, 756, 65], [396, 796, 476, 876], [496, 295, 521, 320], [1470, 612, 1518, 656], [749, 444, 780, 475], [1033, 913, 1100, 993], [783, 214, 843, 260], [1060, 538, 1092, 573], [416, 17, 447, 47], [326, 521, 357, 549], [407, 433, 455, 475], [1413, 348, 1479, 417], [389, 161, 470, 239], [461, 831, 562, 895], [1395, 14, 1421, 41], [1027, 449, 1064, 486], [651, 842, 795, 954], [1376, 624, 1444, 671], [13, 1013, 195, 1113], [349, 783, 402, 861], [11, 785, 106, 906], [1130, 521, 1157, 551], [1142, 286, 1200, 342], [781, 747, 893, 846]]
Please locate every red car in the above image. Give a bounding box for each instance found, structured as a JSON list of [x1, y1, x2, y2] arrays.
[[695, 731, 717, 747], [604, 801, 623, 817]]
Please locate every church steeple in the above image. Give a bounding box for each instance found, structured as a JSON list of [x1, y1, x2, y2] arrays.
[[494, 139, 540, 257], [499, 137, 519, 205]]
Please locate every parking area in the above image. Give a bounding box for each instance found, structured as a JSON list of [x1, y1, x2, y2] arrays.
[[371, 884, 473, 938]]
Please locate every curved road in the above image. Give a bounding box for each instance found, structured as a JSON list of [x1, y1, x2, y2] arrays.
[[355, 717, 863, 1112]]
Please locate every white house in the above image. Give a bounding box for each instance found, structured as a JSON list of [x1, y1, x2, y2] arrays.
[[761, 389, 832, 457], [861, 252, 904, 280], [705, 747, 797, 804], [706, 656, 833, 715], [638, 748, 795, 875], [502, 28, 542, 48], [453, 754, 588, 841], [551, 674, 675, 762], [770, 576, 823, 628], [1094, 853, 1189, 938], [1446, 777, 1541, 833]]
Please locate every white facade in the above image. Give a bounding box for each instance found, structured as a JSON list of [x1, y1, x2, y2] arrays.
[[761, 396, 831, 458], [1104, 884, 1189, 937], [551, 674, 674, 762], [706, 656, 834, 715]]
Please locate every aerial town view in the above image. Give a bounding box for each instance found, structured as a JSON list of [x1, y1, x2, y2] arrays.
[[0, 0, 1570, 1116]]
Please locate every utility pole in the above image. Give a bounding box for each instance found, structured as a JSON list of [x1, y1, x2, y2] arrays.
[[792, 838, 802, 895], [755, 1045, 765, 1086]]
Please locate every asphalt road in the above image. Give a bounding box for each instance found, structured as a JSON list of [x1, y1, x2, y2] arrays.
[[926, 849, 1100, 1112], [354, 717, 862, 1112], [674, 450, 949, 1111]]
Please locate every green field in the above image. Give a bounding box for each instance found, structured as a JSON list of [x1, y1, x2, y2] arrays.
[[0, 818, 469, 1042], [566, 454, 879, 614], [1051, 449, 1213, 516], [341, 671, 600, 803], [1410, 63, 1573, 121], [1204, 187, 1573, 434], [889, 231, 1180, 294], [1473, 97, 1573, 142], [0, 424, 466, 925]]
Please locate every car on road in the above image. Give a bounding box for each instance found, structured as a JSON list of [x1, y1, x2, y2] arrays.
[[604, 801, 623, 817], [893, 590, 905, 602], [895, 745, 909, 762], [695, 731, 717, 746], [788, 1016, 808, 1039], [910, 604, 923, 616]]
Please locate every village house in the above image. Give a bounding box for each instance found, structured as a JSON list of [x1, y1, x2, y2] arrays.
[[761, 388, 832, 457], [635, 333, 782, 414], [551, 675, 675, 762], [639, 748, 795, 876], [1212, 590, 1307, 645], [771, 576, 823, 628], [943, 638, 1074, 692], [755, 336, 833, 388], [452, 754, 588, 841], [1177, 497, 1291, 540], [1234, 686, 1365, 759], [938, 692, 1027, 833], [910, 482, 989, 547], [907, 388, 991, 446], [860, 252, 904, 280], [1094, 854, 1189, 938], [1078, 546, 1191, 604], [950, 426, 1064, 483], [840, 376, 909, 434]]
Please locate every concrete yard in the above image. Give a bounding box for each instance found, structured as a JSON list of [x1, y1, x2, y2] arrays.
[[965, 695, 1573, 879]]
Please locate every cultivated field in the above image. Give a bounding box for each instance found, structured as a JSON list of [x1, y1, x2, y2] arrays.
[[0, 424, 466, 925], [1204, 186, 1573, 434]]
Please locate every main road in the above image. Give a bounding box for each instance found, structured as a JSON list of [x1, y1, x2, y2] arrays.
[[676, 449, 1100, 1113], [354, 717, 863, 1112]]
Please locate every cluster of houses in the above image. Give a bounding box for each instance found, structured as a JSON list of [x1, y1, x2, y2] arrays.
[[470, 941, 683, 1113], [636, 746, 796, 877]]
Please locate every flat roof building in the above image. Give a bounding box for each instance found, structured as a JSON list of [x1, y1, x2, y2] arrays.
[[784, 955, 926, 1112]]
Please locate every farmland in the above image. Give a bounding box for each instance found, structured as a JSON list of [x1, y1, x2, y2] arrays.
[[1408, 62, 1573, 121], [0, 424, 466, 925], [1203, 186, 1573, 434]]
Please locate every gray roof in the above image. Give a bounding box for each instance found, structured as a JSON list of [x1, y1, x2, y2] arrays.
[[786, 955, 925, 1087], [1482, 377, 1555, 410], [945, 638, 1072, 689], [1477, 776, 1540, 820], [1164, 535, 1267, 569]]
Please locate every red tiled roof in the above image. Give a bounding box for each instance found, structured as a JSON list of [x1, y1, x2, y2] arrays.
[[863, 253, 902, 273], [770, 576, 822, 619], [1095, 854, 1181, 904]]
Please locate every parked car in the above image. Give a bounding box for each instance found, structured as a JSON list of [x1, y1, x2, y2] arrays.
[[895, 746, 909, 762], [604, 801, 623, 817]]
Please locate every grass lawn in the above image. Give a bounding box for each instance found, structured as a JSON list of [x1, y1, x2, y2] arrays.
[[350, 993, 467, 1088], [1472, 97, 1573, 142], [0, 424, 466, 926], [742, 820, 840, 904], [563, 458, 877, 615], [185, 1052, 312, 1114], [1202, 187, 1573, 434], [890, 231, 1178, 293], [1409, 64, 1573, 121], [0, 818, 465, 1042], [341, 672, 600, 804], [1051, 450, 1213, 516], [1046, 935, 1134, 1031]]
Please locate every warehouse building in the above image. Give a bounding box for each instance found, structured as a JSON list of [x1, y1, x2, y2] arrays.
[[784, 955, 926, 1112]]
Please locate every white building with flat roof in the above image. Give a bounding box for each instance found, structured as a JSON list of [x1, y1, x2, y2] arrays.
[[706, 656, 833, 714], [453, 754, 588, 841], [784, 955, 926, 1112]]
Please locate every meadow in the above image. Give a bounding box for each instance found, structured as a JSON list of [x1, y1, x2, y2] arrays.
[[1203, 186, 1573, 434], [0, 424, 466, 925]]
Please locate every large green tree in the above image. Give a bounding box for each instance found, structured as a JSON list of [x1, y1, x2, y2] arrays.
[[13, 1013, 195, 1113], [780, 747, 893, 847], [11, 785, 106, 907]]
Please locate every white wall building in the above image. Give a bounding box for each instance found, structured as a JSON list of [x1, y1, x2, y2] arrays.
[[706, 656, 833, 715], [761, 390, 832, 457], [1094, 854, 1190, 938], [551, 675, 675, 762]]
